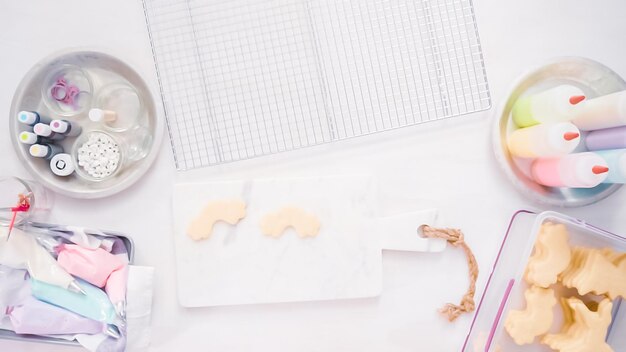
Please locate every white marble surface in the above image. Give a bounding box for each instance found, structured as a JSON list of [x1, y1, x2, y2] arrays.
[[1, 0, 626, 351], [173, 176, 382, 307]]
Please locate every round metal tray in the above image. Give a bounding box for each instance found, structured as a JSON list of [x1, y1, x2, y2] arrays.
[[493, 57, 624, 207], [10, 50, 163, 199]]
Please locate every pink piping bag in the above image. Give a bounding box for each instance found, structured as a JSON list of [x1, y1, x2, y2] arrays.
[[57, 244, 125, 287], [56, 244, 128, 316]]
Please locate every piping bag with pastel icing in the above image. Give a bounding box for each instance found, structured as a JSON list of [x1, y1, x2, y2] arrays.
[[106, 265, 129, 318], [30, 277, 122, 326], [0, 266, 120, 338], [57, 244, 129, 317], [57, 244, 126, 288], [5, 295, 120, 338], [0, 227, 85, 295]]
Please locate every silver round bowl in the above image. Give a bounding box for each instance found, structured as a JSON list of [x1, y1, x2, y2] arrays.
[[9, 50, 164, 199], [493, 57, 624, 207]]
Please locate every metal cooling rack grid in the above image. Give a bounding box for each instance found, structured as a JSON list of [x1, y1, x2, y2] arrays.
[[142, 0, 490, 170]]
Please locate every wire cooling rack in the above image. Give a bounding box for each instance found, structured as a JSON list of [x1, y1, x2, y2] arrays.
[[142, 0, 491, 170]]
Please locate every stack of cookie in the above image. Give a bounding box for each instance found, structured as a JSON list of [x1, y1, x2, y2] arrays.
[[504, 222, 625, 351]]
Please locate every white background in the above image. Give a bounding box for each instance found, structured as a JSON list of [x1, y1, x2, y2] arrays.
[[1, 0, 625, 351]]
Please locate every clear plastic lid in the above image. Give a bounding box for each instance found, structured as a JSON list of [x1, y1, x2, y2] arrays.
[[463, 211, 626, 351]]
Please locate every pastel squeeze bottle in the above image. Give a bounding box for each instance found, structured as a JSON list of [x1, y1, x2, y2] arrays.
[[6, 296, 107, 336], [57, 244, 126, 288], [512, 85, 585, 127], [507, 122, 580, 158], [596, 149, 626, 183], [531, 152, 609, 188], [30, 277, 120, 325], [571, 90, 626, 131], [0, 228, 85, 295], [585, 126, 626, 151]]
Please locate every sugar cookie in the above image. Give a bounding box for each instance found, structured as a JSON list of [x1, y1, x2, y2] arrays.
[[561, 247, 626, 300], [525, 222, 572, 287], [260, 207, 320, 238], [187, 199, 247, 241], [542, 297, 613, 352], [600, 247, 626, 264], [504, 286, 557, 345]]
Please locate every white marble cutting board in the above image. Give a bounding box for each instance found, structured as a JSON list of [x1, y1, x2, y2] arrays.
[[172, 175, 382, 307]]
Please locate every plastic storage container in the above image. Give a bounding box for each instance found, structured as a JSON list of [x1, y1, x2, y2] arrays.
[[463, 210, 626, 351]]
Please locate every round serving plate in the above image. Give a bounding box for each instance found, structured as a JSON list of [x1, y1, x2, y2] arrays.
[[9, 50, 164, 199], [493, 57, 625, 207]]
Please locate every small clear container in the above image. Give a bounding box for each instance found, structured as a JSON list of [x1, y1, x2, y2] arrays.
[[463, 211, 626, 352], [94, 82, 143, 132], [72, 131, 124, 182], [0, 177, 52, 227], [41, 64, 93, 117], [125, 125, 153, 161]]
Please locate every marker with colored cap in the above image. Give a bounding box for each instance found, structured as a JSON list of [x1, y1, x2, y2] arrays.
[[512, 85, 585, 128], [33, 123, 65, 141], [50, 119, 82, 137], [88, 108, 117, 123], [18, 131, 49, 145], [585, 126, 626, 151], [29, 144, 63, 160], [50, 153, 75, 177], [571, 91, 626, 131], [507, 122, 580, 158], [531, 152, 609, 188], [17, 111, 51, 126], [596, 149, 626, 184]]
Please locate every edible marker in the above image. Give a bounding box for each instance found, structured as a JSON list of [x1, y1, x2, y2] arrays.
[[17, 111, 51, 126], [33, 123, 65, 141], [50, 119, 82, 137], [19, 131, 48, 145], [29, 144, 63, 160]]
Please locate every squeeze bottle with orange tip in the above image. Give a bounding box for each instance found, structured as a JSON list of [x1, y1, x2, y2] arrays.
[[596, 149, 626, 184], [531, 152, 609, 188], [507, 122, 580, 158], [512, 85, 585, 127], [571, 90, 626, 131]]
